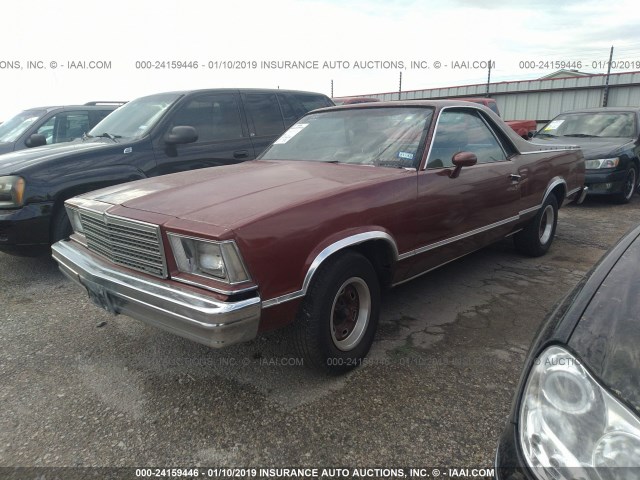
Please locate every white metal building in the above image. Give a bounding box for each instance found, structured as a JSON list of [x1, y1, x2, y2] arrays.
[[363, 71, 640, 126]]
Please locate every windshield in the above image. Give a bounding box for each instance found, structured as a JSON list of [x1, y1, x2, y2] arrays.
[[537, 112, 636, 138], [260, 107, 433, 168], [0, 109, 46, 143], [88, 93, 181, 139]]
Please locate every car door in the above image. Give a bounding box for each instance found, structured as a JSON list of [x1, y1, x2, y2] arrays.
[[405, 107, 521, 276], [153, 92, 254, 176]]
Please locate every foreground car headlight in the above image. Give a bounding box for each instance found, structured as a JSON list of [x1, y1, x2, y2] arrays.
[[168, 234, 250, 283], [66, 207, 84, 234], [0, 176, 26, 208], [585, 158, 620, 169], [520, 346, 640, 479]]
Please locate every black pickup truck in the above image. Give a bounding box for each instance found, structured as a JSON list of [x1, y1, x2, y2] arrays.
[[0, 88, 333, 255]]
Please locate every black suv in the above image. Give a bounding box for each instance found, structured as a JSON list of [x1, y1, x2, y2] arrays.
[[0, 102, 124, 155], [0, 88, 333, 255]]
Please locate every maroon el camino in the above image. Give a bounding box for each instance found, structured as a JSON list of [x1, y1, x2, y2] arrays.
[[52, 100, 586, 372]]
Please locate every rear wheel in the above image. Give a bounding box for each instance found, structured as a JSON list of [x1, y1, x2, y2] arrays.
[[614, 165, 637, 204], [292, 251, 380, 374], [514, 194, 558, 257]]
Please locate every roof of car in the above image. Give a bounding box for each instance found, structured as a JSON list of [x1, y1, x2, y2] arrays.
[[559, 107, 640, 113], [24, 104, 121, 113], [141, 88, 330, 97], [316, 99, 498, 110]]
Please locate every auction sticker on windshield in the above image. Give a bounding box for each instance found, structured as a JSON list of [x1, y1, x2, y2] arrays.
[[274, 123, 308, 144], [544, 119, 564, 131]]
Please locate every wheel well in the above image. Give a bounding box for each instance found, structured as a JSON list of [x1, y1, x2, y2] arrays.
[[349, 240, 395, 288], [549, 183, 566, 207]]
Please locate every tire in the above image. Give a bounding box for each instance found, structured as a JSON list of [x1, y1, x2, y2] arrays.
[[51, 207, 73, 243], [292, 251, 380, 374], [514, 194, 558, 257], [614, 165, 638, 204]]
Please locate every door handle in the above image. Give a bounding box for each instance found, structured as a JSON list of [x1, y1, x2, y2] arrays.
[[233, 150, 249, 159], [509, 174, 522, 182]]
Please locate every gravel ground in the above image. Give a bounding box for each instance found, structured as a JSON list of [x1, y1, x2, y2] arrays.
[[1, 195, 639, 479]]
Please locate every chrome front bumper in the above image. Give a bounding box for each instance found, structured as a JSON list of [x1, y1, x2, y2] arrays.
[[52, 240, 261, 348]]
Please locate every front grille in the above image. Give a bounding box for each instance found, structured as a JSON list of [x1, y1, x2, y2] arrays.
[[79, 211, 167, 278]]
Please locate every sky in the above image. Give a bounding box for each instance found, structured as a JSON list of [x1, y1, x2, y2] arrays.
[[1, 0, 639, 120]]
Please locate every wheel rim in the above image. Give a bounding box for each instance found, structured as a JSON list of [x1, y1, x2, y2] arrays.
[[330, 277, 371, 352], [538, 205, 555, 245], [623, 168, 637, 201]]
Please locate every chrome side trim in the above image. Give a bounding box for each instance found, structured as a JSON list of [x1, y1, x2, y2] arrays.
[[542, 177, 567, 204], [518, 146, 581, 155], [392, 247, 486, 287], [262, 231, 398, 308], [519, 205, 540, 216], [567, 186, 581, 197], [397, 215, 519, 261]]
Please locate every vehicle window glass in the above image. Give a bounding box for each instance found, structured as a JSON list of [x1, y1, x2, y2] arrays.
[[36, 112, 89, 144], [295, 94, 333, 112], [260, 107, 433, 169], [427, 109, 506, 168], [244, 94, 284, 136], [540, 112, 636, 138], [89, 92, 180, 140], [170, 94, 243, 143], [35, 117, 55, 144], [277, 94, 301, 128], [0, 109, 45, 143]]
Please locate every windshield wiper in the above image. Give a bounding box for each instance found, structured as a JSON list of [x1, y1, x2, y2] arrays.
[[535, 132, 557, 138], [563, 133, 599, 138], [95, 132, 122, 142]]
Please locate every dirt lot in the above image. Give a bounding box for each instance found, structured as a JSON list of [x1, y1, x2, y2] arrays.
[[1, 196, 639, 476]]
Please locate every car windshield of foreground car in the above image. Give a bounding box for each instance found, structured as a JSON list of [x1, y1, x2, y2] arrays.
[[0, 109, 45, 143], [87, 92, 180, 140], [537, 111, 636, 138], [259, 107, 433, 168]]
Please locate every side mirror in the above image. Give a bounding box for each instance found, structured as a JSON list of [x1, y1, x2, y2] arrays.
[[164, 126, 198, 145], [25, 134, 47, 148], [527, 131, 535, 139], [450, 151, 477, 179]]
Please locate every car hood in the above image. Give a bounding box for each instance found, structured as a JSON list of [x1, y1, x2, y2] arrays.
[[531, 136, 633, 159], [0, 139, 115, 174], [83, 160, 408, 228], [569, 229, 640, 415]]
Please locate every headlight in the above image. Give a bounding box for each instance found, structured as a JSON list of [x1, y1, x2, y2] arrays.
[[585, 158, 620, 169], [0, 175, 26, 208], [66, 206, 84, 234], [168, 234, 250, 284], [520, 346, 640, 480]]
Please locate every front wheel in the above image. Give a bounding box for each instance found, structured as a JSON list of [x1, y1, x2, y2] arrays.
[[514, 194, 558, 257], [51, 207, 73, 244], [292, 251, 380, 374], [614, 165, 638, 204]]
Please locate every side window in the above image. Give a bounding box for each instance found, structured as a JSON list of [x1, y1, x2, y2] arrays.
[[244, 93, 284, 137], [427, 109, 506, 168], [36, 111, 90, 144], [295, 94, 333, 113], [277, 94, 302, 128], [169, 94, 243, 143]]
